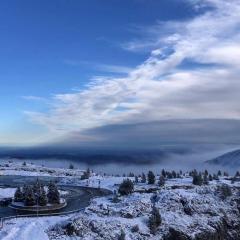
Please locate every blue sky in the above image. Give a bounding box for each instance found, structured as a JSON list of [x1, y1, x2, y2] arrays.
[[1, 0, 240, 146]]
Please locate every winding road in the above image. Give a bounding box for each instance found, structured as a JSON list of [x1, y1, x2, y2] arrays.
[[0, 175, 112, 218]]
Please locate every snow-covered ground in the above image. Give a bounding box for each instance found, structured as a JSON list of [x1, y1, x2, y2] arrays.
[[0, 161, 85, 177], [1, 161, 240, 239], [48, 177, 240, 239], [0, 216, 69, 240]]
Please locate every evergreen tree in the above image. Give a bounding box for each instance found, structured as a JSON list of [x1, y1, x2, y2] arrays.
[[158, 175, 165, 187], [218, 170, 222, 176], [118, 179, 134, 195], [208, 174, 213, 181], [38, 187, 47, 206], [24, 187, 36, 206], [213, 174, 219, 180], [192, 172, 203, 186], [14, 187, 24, 202], [161, 169, 166, 178], [149, 206, 161, 234], [33, 179, 41, 196], [135, 176, 138, 183], [203, 173, 209, 185], [148, 171, 155, 184], [128, 172, 134, 177], [118, 229, 126, 240], [217, 184, 232, 200], [167, 172, 173, 179], [141, 173, 146, 183], [223, 171, 229, 177], [204, 170, 208, 176], [172, 171, 177, 179], [47, 181, 60, 204], [69, 163, 74, 169], [235, 171, 240, 177]]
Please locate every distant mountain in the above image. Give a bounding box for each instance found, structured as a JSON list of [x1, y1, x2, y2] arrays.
[[206, 149, 240, 166]]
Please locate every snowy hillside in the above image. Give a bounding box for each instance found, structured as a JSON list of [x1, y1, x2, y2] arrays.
[[206, 149, 240, 167], [1, 162, 240, 239]]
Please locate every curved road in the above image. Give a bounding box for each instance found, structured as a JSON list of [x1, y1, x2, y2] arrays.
[[0, 175, 112, 218]]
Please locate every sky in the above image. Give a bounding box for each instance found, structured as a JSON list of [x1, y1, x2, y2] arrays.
[[1, 0, 240, 147]]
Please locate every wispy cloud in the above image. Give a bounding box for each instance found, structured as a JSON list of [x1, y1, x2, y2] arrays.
[[22, 95, 48, 103], [26, 0, 240, 143], [64, 59, 133, 74]]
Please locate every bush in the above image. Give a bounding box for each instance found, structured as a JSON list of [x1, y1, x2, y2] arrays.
[[81, 168, 91, 179], [131, 225, 139, 233], [148, 171, 155, 184], [118, 179, 134, 195], [118, 229, 126, 240], [217, 184, 232, 200], [64, 222, 75, 236], [149, 206, 161, 234]]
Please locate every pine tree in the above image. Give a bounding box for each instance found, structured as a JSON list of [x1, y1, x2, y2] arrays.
[[14, 187, 24, 202], [218, 170, 222, 176], [149, 206, 161, 234], [118, 179, 134, 195], [141, 173, 146, 183], [135, 176, 138, 183], [161, 169, 166, 178], [158, 175, 165, 187], [38, 187, 47, 206], [33, 179, 41, 196], [81, 168, 91, 179], [118, 229, 126, 240], [192, 171, 203, 186], [209, 174, 213, 181], [172, 171, 177, 178], [47, 181, 60, 204], [24, 187, 36, 206], [69, 163, 74, 169], [203, 173, 209, 185], [148, 171, 155, 184], [223, 172, 229, 177]]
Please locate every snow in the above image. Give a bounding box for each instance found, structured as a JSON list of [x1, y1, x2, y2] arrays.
[[0, 188, 16, 199], [0, 161, 85, 178], [0, 216, 69, 240], [48, 175, 240, 239], [1, 161, 240, 239]]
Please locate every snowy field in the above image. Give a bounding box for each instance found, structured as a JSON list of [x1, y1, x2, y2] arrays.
[[0, 161, 240, 239]]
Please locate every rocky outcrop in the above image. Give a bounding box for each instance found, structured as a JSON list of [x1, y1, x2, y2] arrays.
[[164, 216, 240, 240]]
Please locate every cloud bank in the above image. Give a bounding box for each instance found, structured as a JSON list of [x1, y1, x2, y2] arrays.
[[26, 0, 240, 146]]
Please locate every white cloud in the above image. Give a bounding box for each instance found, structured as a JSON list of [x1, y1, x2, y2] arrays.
[[26, 0, 240, 136]]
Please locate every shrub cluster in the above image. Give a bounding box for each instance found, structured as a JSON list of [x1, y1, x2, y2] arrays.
[[14, 180, 60, 206]]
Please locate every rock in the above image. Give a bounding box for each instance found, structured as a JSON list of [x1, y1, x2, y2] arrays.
[[164, 227, 191, 240]]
